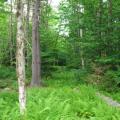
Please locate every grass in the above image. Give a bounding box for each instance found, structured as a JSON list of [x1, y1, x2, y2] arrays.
[[0, 69, 120, 120]]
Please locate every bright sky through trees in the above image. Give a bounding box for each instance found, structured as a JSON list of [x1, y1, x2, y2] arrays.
[[49, 0, 61, 10]]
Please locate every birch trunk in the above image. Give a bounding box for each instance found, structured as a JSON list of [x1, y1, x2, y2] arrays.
[[80, 29, 85, 69], [77, 4, 85, 69], [16, 0, 26, 115]]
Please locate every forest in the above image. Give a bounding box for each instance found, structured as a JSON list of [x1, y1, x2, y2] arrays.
[[0, 0, 120, 119]]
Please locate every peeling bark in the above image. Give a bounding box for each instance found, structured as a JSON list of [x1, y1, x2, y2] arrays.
[[16, 0, 26, 115]]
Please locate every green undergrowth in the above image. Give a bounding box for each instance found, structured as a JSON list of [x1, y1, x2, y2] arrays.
[[0, 85, 120, 120], [111, 92, 120, 102], [101, 91, 120, 104], [0, 67, 120, 119], [0, 65, 17, 89], [0, 65, 16, 79], [43, 70, 88, 87]]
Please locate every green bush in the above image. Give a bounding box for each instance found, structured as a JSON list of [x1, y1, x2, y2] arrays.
[[0, 65, 16, 79], [0, 65, 17, 89], [101, 70, 120, 92]]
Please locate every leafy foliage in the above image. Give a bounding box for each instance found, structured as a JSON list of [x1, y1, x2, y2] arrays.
[[0, 84, 120, 120]]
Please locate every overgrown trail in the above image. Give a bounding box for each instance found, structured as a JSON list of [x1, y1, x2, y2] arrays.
[[97, 92, 120, 107]]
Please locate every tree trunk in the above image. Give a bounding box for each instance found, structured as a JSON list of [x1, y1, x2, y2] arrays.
[[80, 29, 85, 69], [96, 0, 103, 57], [26, 0, 30, 67], [108, 0, 112, 25], [108, 0, 113, 54], [9, 0, 13, 65], [31, 0, 42, 87], [16, 0, 26, 115], [77, 3, 85, 69]]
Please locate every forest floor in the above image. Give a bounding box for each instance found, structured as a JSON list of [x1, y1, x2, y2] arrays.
[[0, 69, 120, 119], [96, 92, 120, 108], [0, 80, 120, 120]]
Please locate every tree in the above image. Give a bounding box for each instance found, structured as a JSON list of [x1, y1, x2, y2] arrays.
[[16, 0, 26, 115], [25, 0, 31, 67], [31, 0, 41, 86], [9, 0, 13, 65]]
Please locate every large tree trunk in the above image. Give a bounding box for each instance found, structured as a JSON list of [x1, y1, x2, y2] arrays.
[[16, 0, 26, 115], [31, 0, 42, 87]]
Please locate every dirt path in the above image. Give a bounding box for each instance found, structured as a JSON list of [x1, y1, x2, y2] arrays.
[[96, 92, 120, 107]]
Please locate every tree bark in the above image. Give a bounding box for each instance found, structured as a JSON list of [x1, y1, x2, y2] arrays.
[[108, 0, 112, 25], [77, 3, 85, 69], [16, 0, 26, 115], [96, 0, 103, 57], [9, 0, 13, 65], [108, 0, 113, 53], [31, 0, 42, 87], [26, 0, 30, 66], [80, 29, 85, 69]]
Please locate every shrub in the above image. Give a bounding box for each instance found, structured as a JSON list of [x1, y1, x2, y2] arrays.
[[0, 65, 16, 79], [101, 70, 120, 92]]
